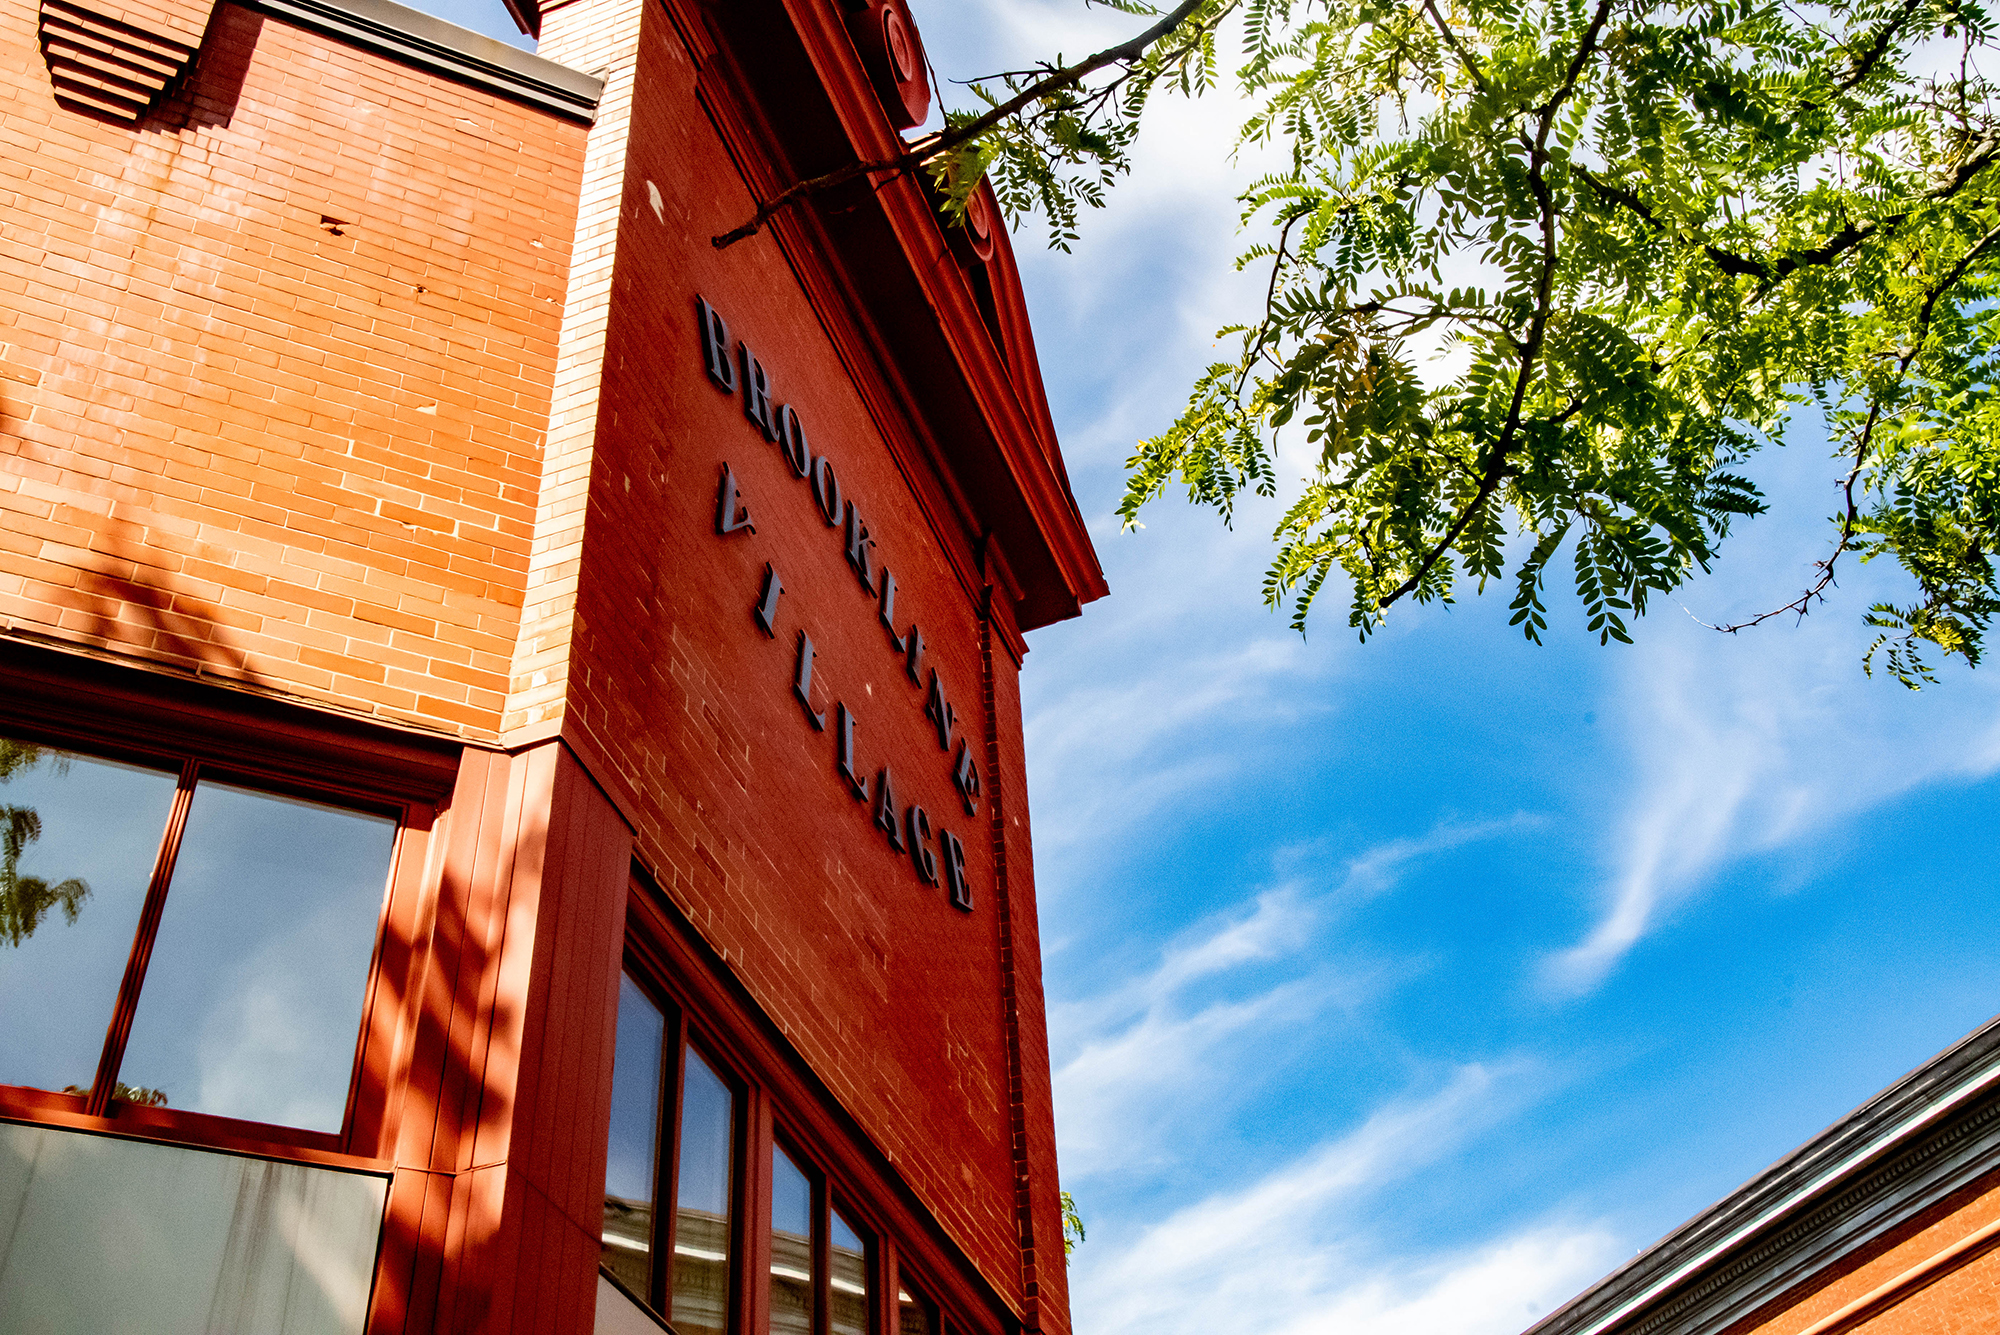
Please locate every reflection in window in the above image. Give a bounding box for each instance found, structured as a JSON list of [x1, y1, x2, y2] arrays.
[[119, 781, 396, 1132], [602, 975, 664, 1299], [770, 1144, 814, 1335], [673, 1048, 734, 1335], [898, 1280, 938, 1335], [830, 1207, 869, 1335], [0, 742, 177, 1096], [600, 980, 739, 1332], [0, 732, 402, 1139]]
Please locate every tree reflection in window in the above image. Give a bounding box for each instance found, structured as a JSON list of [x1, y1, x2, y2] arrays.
[[0, 740, 90, 947], [0, 738, 175, 1098], [0, 731, 398, 1133]]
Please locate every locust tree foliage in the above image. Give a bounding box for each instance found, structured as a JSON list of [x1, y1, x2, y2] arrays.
[[945, 0, 2000, 685]]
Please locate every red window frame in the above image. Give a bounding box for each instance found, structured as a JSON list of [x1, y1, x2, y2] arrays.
[[602, 961, 753, 1327], [619, 875, 998, 1335], [0, 653, 453, 1168]]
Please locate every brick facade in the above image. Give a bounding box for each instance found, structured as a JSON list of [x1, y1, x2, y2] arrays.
[[0, 0, 1101, 1330], [1, 0, 584, 737]]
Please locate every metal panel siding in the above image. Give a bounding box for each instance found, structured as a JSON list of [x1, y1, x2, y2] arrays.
[[0, 1122, 389, 1333]]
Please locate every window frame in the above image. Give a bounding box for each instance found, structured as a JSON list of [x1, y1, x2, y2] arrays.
[[609, 945, 762, 1330], [0, 651, 453, 1165], [619, 875, 999, 1335]]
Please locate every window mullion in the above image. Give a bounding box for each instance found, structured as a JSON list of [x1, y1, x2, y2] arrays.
[[86, 755, 198, 1118], [812, 1175, 831, 1335], [657, 1010, 688, 1314], [874, 1238, 895, 1335], [740, 1088, 772, 1335]]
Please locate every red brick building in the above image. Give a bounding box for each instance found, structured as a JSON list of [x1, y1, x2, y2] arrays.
[[1527, 1017, 2000, 1335], [0, 0, 1105, 1329]]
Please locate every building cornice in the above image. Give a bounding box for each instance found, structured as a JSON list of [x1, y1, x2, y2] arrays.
[[1529, 1015, 2000, 1335], [243, 0, 601, 120], [712, 0, 1107, 633]]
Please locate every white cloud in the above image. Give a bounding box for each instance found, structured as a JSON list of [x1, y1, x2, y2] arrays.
[[1051, 818, 1534, 1178], [1071, 1062, 1619, 1335], [1024, 632, 1325, 866], [1544, 585, 2000, 995], [1276, 1225, 1624, 1335]]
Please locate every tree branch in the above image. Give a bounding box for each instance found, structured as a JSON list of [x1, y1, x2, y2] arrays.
[[1419, 0, 1487, 93], [1706, 218, 2000, 634], [1234, 216, 1298, 399], [1376, 0, 1614, 610], [1833, 0, 1926, 93], [712, 0, 1225, 249], [1576, 134, 2000, 284]]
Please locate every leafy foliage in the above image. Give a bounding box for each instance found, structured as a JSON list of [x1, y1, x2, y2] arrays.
[[61, 1081, 169, 1107], [940, 1, 1231, 249], [0, 738, 91, 948], [953, 0, 2000, 680], [1061, 1189, 1087, 1258]]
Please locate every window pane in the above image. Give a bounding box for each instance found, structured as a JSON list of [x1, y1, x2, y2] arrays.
[[603, 974, 664, 1302], [897, 1280, 937, 1335], [769, 1144, 814, 1335], [0, 740, 177, 1096], [672, 1048, 734, 1335], [830, 1207, 869, 1335], [118, 780, 395, 1131]]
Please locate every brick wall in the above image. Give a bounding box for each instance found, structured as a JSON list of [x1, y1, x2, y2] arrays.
[[2, 0, 1080, 1323], [505, 0, 645, 737], [532, 0, 1057, 1311], [0, 0, 586, 738]]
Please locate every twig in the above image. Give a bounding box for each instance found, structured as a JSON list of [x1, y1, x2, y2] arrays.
[[711, 0, 1224, 249], [1704, 219, 2000, 634]]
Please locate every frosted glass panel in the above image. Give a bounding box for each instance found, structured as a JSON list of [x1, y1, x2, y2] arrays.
[[596, 1273, 671, 1335], [120, 781, 395, 1130], [0, 741, 177, 1095], [0, 1120, 387, 1334]]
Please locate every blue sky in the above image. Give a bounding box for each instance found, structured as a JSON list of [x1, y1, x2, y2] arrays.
[[429, 1, 2000, 1328]]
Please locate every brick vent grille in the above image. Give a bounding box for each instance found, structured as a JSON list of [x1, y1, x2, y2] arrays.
[[38, 0, 199, 122]]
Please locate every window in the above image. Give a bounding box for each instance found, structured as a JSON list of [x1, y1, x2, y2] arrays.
[[896, 1280, 938, 1335], [611, 888, 979, 1335], [767, 1141, 874, 1335], [829, 1203, 871, 1335], [0, 732, 400, 1136], [603, 969, 740, 1334]]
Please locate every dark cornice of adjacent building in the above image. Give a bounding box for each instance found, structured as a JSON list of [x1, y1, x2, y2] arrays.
[[243, 0, 601, 119], [1527, 1014, 2000, 1335]]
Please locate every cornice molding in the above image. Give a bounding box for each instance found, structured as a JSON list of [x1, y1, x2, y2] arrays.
[[1530, 1016, 2000, 1335], [243, 0, 602, 120]]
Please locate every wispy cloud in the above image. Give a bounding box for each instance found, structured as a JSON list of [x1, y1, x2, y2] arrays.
[[1024, 634, 1324, 867], [1544, 597, 2000, 995], [1072, 1062, 1619, 1335], [1052, 819, 1534, 1178]]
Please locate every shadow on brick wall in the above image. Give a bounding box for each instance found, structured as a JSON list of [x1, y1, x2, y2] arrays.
[[152, 1, 260, 132]]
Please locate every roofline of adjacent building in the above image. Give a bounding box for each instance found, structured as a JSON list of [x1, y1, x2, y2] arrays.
[[242, 0, 602, 120], [1528, 1013, 2000, 1335]]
